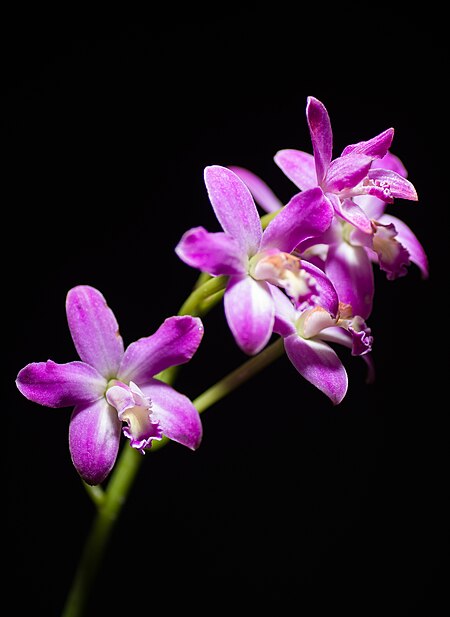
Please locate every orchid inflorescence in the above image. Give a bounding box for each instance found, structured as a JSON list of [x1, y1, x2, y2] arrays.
[[16, 96, 428, 489]]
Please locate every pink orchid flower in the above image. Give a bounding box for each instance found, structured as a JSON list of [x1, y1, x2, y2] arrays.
[[271, 285, 374, 405], [16, 286, 204, 485], [176, 165, 334, 355], [232, 96, 427, 319]]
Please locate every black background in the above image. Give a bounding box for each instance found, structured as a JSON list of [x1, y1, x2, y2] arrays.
[[3, 21, 448, 616]]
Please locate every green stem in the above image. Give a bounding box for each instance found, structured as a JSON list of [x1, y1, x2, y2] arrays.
[[82, 482, 105, 507], [61, 447, 143, 617], [178, 274, 227, 316], [194, 337, 284, 413]]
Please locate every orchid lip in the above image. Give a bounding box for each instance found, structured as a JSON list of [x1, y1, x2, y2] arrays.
[[105, 380, 163, 453]]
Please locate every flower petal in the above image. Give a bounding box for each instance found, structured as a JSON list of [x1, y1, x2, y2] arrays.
[[69, 397, 122, 485], [273, 149, 317, 191], [367, 168, 418, 201], [306, 96, 333, 186], [261, 187, 333, 253], [378, 214, 429, 278], [204, 165, 262, 255], [341, 128, 394, 159], [332, 196, 373, 234], [353, 194, 386, 220], [16, 360, 106, 407], [118, 316, 204, 384], [301, 260, 339, 317], [320, 327, 375, 384], [284, 333, 348, 405], [373, 152, 408, 177], [325, 242, 374, 320], [175, 226, 247, 276], [271, 285, 297, 337], [228, 166, 283, 213], [325, 153, 372, 192], [140, 379, 202, 450], [224, 275, 274, 355], [66, 286, 124, 380]]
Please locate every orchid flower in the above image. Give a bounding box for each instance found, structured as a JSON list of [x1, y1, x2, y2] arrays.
[[232, 97, 425, 318], [275, 96, 418, 224], [175, 165, 334, 355], [271, 285, 374, 405], [16, 286, 204, 485]]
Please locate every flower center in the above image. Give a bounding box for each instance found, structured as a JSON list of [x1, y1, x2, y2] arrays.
[[105, 380, 162, 453], [249, 249, 317, 304]]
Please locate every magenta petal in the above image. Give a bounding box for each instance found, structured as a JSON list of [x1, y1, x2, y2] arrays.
[[325, 242, 374, 320], [16, 360, 106, 407], [66, 286, 124, 380], [224, 275, 274, 355], [353, 194, 386, 220], [341, 128, 394, 159], [378, 214, 429, 278], [140, 379, 202, 450], [204, 165, 262, 256], [306, 96, 333, 186], [228, 166, 283, 213], [301, 260, 339, 317], [325, 153, 372, 192], [320, 327, 376, 384], [284, 333, 348, 405], [273, 149, 317, 191], [332, 197, 373, 234], [69, 397, 121, 485], [118, 316, 204, 384], [261, 187, 333, 253], [367, 168, 418, 201], [271, 285, 297, 337], [373, 152, 408, 177], [175, 226, 247, 276]]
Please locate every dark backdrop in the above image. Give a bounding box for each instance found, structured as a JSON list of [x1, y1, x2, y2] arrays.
[[3, 21, 448, 616]]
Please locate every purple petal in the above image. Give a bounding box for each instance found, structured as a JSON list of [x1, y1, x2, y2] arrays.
[[320, 327, 375, 384], [118, 316, 204, 384], [341, 128, 394, 159], [301, 260, 339, 317], [66, 286, 124, 380], [261, 187, 333, 253], [16, 360, 106, 408], [228, 166, 283, 213], [367, 168, 418, 201], [69, 397, 122, 485], [140, 379, 202, 450], [271, 285, 297, 337], [353, 194, 386, 220], [284, 333, 348, 405], [372, 221, 411, 280], [204, 165, 262, 255], [224, 275, 274, 355], [373, 152, 408, 177], [325, 243, 374, 320], [325, 153, 372, 192], [306, 96, 333, 186], [332, 197, 373, 234], [273, 149, 317, 191], [175, 226, 247, 276], [378, 214, 429, 278]]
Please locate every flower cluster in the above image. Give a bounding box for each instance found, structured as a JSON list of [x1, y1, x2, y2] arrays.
[[16, 96, 428, 485], [176, 96, 427, 400]]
